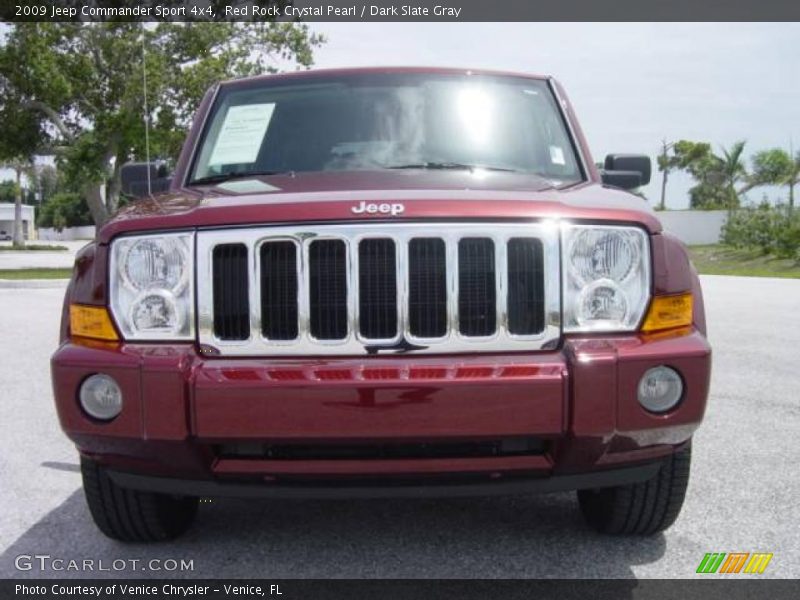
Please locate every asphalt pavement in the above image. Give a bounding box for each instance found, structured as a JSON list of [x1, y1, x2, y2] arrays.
[[0, 240, 87, 270], [0, 275, 797, 579]]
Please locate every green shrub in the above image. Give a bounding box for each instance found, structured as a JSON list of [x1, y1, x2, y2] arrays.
[[722, 204, 800, 260], [776, 217, 800, 259], [37, 192, 92, 230]]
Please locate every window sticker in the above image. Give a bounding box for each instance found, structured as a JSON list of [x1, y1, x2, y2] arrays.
[[549, 145, 566, 165], [216, 179, 282, 194], [208, 103, 275, 166]]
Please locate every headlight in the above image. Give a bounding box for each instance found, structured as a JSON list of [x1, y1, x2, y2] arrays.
[[121, 237, 189, 292], [110, 232, 194, 340], [563, 225, 650, 332]]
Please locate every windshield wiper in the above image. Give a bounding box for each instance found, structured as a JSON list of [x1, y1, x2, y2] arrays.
[[386, 161, 517, 173], [190, 170, 291, 186]]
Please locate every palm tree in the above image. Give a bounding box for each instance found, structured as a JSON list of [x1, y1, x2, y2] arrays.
[[657, 139, 676, 211], [745, 146, 800, 213], [0, 159, 34, 248], [718, 141, 748, 214], [786, 150, 799, 213]]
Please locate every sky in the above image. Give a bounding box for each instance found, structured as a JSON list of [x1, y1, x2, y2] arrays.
[[3, 22, 798, 210], [302, 22, 799, 209]]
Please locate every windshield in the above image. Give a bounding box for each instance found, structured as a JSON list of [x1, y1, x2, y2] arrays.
[[189, 72, 583, 185]]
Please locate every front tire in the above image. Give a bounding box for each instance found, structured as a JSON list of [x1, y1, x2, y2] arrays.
[[81, 457, 198, 542], [577, 444, 691, 535]]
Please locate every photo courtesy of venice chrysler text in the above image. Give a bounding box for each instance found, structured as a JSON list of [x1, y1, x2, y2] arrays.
[[0, 0, 798, 596]]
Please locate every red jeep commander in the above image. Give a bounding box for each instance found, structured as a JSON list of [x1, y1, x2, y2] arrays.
[[51, 67, 711, 542]]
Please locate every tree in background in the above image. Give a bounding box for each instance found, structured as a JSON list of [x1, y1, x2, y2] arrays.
[[0, 22, 324, 227], [652, 137, 799, 212], [37, 192, 92, 232], [659, 139, 763, 210], [0, 181, 16, 204], [681, 141, 748, 211], [33, 165, 93, 231], [657, 140, 724, 209], [717, 141, 748, 214], [0, 160, 36, 247], [27, 164, 60, 205], [656, 140, 675, 210], [0, 95, 41, 246], [750, 148, 800, 213]]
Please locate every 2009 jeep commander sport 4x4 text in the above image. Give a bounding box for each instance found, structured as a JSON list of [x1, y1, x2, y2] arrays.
[[51, 67, 711, 542]]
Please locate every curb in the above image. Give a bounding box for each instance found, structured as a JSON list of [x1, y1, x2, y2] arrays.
[[0, 279, 69, 289]]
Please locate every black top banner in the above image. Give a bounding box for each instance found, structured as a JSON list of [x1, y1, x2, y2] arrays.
[[4, 0, 800, 22]]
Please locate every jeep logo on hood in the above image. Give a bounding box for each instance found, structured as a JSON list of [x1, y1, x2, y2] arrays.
[[351, 201, 405, 216]]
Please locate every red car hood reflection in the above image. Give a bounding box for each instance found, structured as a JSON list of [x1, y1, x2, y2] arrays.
[[100, 170, 660, 243]]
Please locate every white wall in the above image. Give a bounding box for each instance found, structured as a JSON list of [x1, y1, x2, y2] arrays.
[[0, 204, 35, 238], [38, 226, 96, 241], [657, 210, 727, 246]]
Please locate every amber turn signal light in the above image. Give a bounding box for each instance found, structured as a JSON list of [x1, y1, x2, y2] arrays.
[[69, 304, 119, 341], [641, 293, 693, 333]]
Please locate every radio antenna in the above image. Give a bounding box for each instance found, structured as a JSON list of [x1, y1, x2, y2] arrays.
[[141, 24, 152, 197]]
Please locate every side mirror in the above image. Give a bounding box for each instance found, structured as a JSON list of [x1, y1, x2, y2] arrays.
[[601, 154, 651, 190], [120, 161, 172, 198]]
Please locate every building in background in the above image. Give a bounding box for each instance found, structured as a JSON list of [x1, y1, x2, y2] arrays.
[[0, 204, 35, 240]]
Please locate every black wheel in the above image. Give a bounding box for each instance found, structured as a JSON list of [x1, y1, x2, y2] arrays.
[[577, 444, 692, 535], [81, 457, 198, 542]]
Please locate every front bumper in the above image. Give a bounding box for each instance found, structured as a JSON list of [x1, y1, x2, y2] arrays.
[[107, 461, 663, 499], [51, 327, 710, 493]]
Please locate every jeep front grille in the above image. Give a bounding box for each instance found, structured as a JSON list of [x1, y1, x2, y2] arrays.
[[211, 243, 249, 341], [199, 223, 560, 356], [408, 238, 447, 338], [308, 239, 349, 340], [507, 238, 545, 335], [358, 238, 398, 339], [458, 237, 497, 337], [259, 241, 298, 340]]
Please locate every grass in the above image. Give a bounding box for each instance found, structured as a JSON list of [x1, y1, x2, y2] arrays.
[[688, 245, 800, 279], [0, 244, 69, 251], [0, 268, 72, 280]]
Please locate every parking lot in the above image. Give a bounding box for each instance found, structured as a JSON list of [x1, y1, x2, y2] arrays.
[[0, 241, 87, 269], [0, 275, 798, 579]]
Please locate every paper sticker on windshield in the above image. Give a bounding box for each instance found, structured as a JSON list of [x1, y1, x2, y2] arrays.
[[216, 179, 281, 194], [549, 145, 566, 165], [209, 103, 275, 166]]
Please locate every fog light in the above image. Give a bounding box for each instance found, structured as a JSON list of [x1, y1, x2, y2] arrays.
[[637, 366, 683, 413], [79, 374, 123, 420]]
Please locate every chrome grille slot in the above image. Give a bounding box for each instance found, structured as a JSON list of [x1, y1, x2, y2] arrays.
[[507, 238, 545, 335], [212, 243, 249, 341], [198, 223, 560, 356], [408, 238, 448, 339], [358, 238, 398, 339], [458, 238, 496, 337], [308, 239, 348, 340], [260, 241, 299, 340]]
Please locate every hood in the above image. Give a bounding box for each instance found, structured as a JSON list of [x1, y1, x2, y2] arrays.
[[100, 170, 660, 243]]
